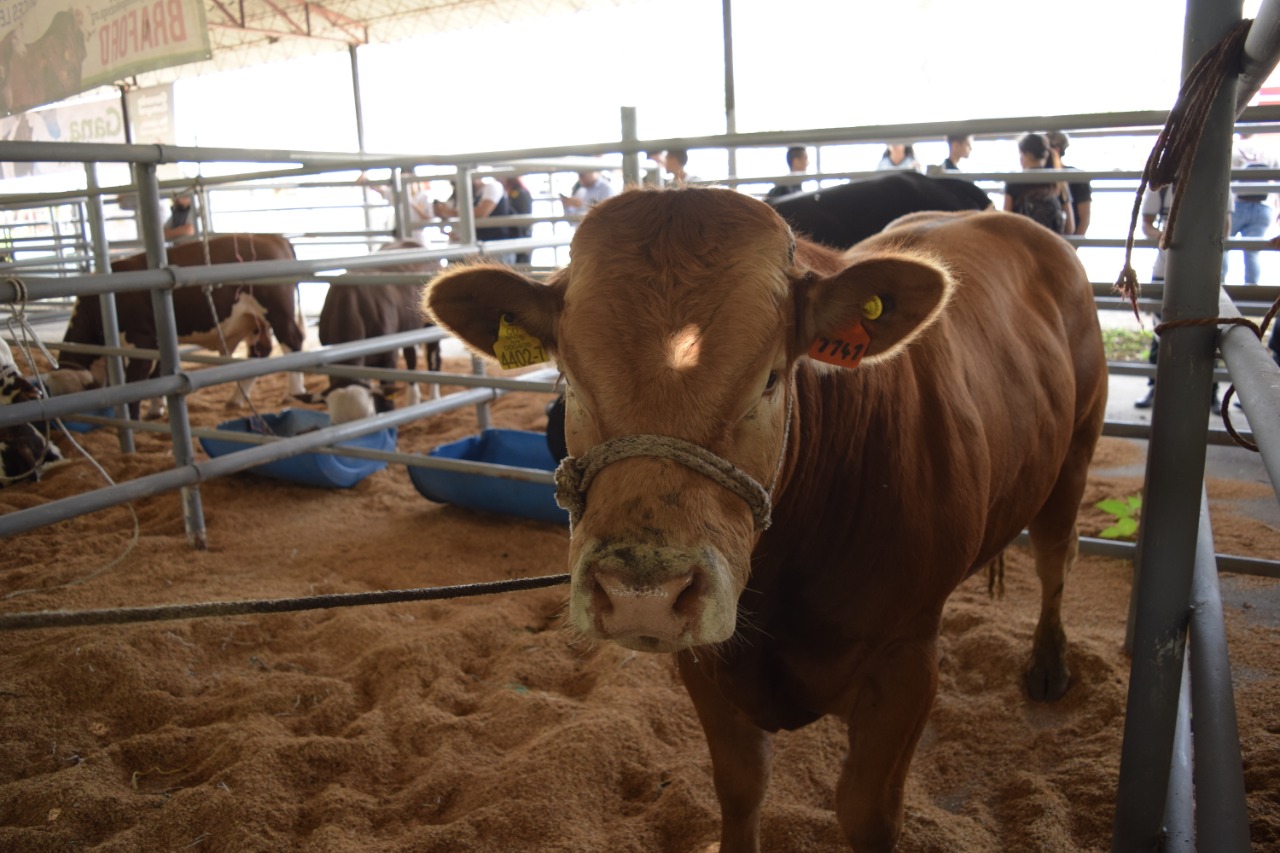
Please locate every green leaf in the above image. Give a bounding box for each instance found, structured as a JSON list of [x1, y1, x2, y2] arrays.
[[1099, 517, 1140, 539], [1096, 498, 1134, 518]]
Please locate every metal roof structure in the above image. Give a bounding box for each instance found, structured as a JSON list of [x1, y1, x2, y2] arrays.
[[134, 0, 643, 85]]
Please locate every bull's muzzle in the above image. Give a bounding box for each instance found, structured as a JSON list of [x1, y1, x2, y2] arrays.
[[572, 540, 731, 652]]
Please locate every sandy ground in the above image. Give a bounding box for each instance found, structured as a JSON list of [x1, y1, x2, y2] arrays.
[[1, 355, 1278, 853]]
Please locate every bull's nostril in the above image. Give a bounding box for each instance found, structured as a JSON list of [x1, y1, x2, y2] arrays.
[[589, 569, 614, 616], [671, 573, 700, 618]]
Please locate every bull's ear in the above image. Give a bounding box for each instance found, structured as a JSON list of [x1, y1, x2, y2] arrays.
[[796, 253, 952, 367], [424, 264, 562, 360]]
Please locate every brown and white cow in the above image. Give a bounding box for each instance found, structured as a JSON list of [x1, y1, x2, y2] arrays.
[[57, 234, 307, 414], [425, 188, 1107, 852]]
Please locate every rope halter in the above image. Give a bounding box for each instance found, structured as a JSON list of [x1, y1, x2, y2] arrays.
[[553, 433, 774, 533]]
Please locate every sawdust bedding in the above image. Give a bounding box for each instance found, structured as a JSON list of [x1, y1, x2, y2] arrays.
[[1, 360, 1278, 852]]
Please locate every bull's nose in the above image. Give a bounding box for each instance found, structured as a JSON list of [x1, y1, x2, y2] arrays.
[[587, 567, 701, 646]]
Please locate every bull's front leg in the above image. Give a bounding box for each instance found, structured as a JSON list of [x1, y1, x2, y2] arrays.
[[224, 376, 258, 410], [837, 639, 939, 853], [284, 370, 306, 399], [678, 652, 773, 853]]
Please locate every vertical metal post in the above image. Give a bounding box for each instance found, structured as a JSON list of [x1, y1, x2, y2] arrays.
[[456, 166, 476, 248], [1188, 492, 1250, 851], [1161, 653, 1194, 853], [349, 43, 378, 249], [621, 107, 640, 187], [722, 0, 738, 179], [391, 167, 409, 241], [83, 162, 135, 453], [1112, 0, 1242, 848], [135, 164, 208, 550], [471, 353, 491, 430]]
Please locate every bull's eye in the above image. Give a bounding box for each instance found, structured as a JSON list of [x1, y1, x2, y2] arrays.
[[763, 371, 779, 394]]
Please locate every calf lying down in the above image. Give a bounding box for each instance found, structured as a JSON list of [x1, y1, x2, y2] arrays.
[[0, 364, 65, 487]]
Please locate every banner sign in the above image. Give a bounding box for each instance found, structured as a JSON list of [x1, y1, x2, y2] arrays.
[[124, 82, 175, 144], [0, 0, 210, 117], [0, 94, 127, 179]]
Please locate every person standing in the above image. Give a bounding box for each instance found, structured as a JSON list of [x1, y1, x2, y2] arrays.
[[767, 146, 811, 198], [665, 149, 694, 186], [876, 142, 923, 173], [561, 169, 616, 215], [1223, 133, 1275, 284], [504, 176, 534, 265], [941, 134, 972, 171], [433, 175, 517, 264], [1002, 133, 1074, 235], [1046, 131, 1093, 236]]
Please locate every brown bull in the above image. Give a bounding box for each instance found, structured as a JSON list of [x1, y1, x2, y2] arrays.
[[425, 188, 1107, 852], [59, 234, 307, 412]]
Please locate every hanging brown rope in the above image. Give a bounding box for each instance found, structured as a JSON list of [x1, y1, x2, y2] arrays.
[[1115, 19, 1253, 318]]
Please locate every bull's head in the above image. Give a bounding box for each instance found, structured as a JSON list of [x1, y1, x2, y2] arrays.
[[426, 188, 951, 652]]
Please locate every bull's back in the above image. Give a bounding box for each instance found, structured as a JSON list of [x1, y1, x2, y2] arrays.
[[320, 283, 424, 346], [866, 210, 1105, 563], [779, 211, 1103, 592], [100, 235, 303, 349]]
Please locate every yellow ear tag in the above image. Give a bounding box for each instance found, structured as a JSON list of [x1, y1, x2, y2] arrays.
[[809, 321, 870, 368], [494, 314, 549, 369], [862, 295, 884, 321]]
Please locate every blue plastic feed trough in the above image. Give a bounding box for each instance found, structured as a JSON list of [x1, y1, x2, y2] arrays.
[[410, 428, 568, 525], [200, 408, 396, 489], [59, 407, 114, 433]]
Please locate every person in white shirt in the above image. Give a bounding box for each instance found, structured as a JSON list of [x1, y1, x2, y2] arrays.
[[561, 170, 616, 215], [433, 176, 517, 264]]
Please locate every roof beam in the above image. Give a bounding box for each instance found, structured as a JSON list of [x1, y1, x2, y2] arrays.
[[206, 0, 368, 46]]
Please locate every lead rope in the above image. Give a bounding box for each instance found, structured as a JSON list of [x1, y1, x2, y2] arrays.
[[554, 389, 794, 534]]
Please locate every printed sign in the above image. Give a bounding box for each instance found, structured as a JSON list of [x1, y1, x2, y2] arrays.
[[0, 0, 210, 117], [0, 95, 127, 179]]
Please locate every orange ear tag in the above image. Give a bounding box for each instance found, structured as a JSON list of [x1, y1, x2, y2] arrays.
[[494, 314, 549, 369], [809, 322, 871, 368]]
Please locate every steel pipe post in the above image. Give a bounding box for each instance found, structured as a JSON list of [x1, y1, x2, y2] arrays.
[[136, 164, 208, 550], [83, 162, 136, 453], [1161, 653, 1194, 853], [1217, 291, 1280, 502], [1188, 492, 1251, 851], [621, 107, 640, 186], [1113, 1, 1243, 848], [1237, 0, 1280, 115], [456, 166, 476, 248]]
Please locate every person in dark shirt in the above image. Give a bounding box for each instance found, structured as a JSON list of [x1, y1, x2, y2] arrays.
[[504, 177, 534, 265], [1046, 131, 1092, 236], [941, 134, 972, 171], [766, 146, 810, 199]]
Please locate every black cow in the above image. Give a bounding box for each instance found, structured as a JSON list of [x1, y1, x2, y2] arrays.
[[767, 170, 993, 250]]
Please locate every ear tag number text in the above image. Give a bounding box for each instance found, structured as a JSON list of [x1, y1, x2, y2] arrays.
[[809, 321, 871, 368], [495, 314, 549, 369]]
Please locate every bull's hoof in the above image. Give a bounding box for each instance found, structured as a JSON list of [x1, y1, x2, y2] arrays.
[[1025, 659, 1070, 702]]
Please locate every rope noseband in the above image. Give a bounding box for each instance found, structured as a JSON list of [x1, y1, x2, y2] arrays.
[[554, 434, 773, 532], [553, 392, 794, 533]]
